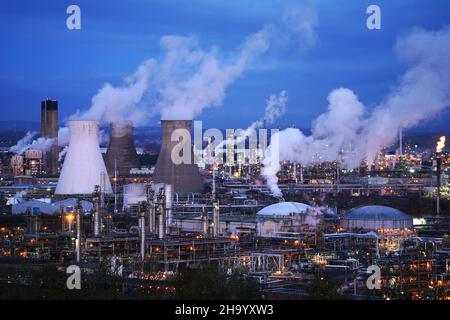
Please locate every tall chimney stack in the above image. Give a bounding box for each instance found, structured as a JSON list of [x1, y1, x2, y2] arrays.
[[153, 120, 203, 193], [41, 99, 59, 174]]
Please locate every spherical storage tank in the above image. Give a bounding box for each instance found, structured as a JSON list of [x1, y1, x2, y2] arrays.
[[343, 205, 413, 231]]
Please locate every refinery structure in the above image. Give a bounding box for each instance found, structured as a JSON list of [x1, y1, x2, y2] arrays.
[[0, 99, 449, 301]]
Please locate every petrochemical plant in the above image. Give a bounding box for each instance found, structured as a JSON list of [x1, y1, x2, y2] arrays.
[[0, 100, 450, 300]]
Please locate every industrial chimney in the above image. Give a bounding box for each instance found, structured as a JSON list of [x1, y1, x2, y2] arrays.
[[41, 99, 59, 174], [104, 122, 140, 176], [55, 121, 113, 195], [153, 120, 203, 193]]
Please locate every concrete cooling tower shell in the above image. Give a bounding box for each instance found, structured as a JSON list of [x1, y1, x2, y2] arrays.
[[153, 120, 203, 193], [105, 122, 140, 176], [55, 120, 113, 195]]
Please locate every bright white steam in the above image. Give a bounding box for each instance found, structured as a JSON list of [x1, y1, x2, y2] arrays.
[[263, 26, 450, 195]]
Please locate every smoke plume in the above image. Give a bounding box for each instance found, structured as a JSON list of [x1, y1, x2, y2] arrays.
[[10, 131, 38, 154], [263, 26, 450, 195], [13, 2, 317, 153], [250, 90, 288, 131], [68, 2, 316, 125], [10, 131, 56, 155], [216, 90, 288, 154]]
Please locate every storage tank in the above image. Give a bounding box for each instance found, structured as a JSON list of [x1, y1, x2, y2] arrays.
[[342, 205, 413, 231]]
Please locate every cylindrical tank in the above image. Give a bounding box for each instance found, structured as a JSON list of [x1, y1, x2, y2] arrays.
[[342, 205, 413, 231]]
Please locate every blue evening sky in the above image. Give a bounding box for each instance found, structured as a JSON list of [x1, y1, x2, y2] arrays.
[[0, 0, 449, 130]]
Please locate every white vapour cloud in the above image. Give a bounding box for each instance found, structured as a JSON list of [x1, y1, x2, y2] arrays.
[[252, 90, 288, 130], [14, 2, 317, 152], [216, 90, 288, 153], [158, 28, 272, 120], [281, 0, 318, 51], [67, 2, 316, 125], [57, 127, 69, 147], [10, 131, 38, 154], [10, 131, 56, 155], [362, 26, 450, 162], [263, 26, 450, 196], [67, 28, 273, 124], [70, 59, 156, 126]]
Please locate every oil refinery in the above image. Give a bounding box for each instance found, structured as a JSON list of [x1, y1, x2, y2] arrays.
[[1, 0, 450, 305], [1, 109, 450, 300]]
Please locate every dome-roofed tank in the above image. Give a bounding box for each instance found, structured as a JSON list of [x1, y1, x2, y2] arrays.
[[257, 202, 311, 216], [342, 205, 413, 231]]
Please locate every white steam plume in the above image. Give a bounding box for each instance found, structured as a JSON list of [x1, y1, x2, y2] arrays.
[[18, 2, 317, 151], [216, 90, 288, 154], [10, 131, 38, 154], [70, 59, 156, 126], [68, 2, 316, 125], [10, 131, 56, 155], [263, 26, 450, 196], [250, 90, 288, 132]]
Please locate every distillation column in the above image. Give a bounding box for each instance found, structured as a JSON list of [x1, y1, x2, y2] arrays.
[[157, 189, 166, 239], [139, 202, 146, 261]]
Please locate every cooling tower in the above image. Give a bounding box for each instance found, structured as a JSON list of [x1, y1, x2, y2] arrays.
[[153, 120, 203, 193], [55, 120, 113, 195], [104, 122, 139, 176]]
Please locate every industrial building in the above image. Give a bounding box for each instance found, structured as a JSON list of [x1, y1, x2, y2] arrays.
[[1, 115, 449, 301]]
